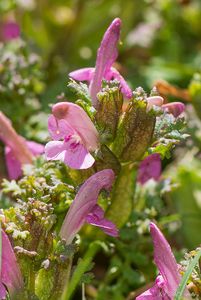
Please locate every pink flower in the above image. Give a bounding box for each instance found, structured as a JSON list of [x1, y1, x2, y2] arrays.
[[137, 153, 161, 185], [0, 112, 44, 179], [146, 96, 164, 111], [162, 102, 185, 117], [45, 102, 99, 169], [60, 169, 118, 244], [147, 97, 185, 118], [136, 222, 190, 300], [2, 22, 20, 41], [69, 18, 132, 107], [0, 229, 23, 299]]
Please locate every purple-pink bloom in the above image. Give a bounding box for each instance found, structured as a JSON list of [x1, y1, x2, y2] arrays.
[[0, 229, 23, 298], [0, 112, 44, 180], [147, 97, 185, 118], [162, 102, 185, 118], [146, 96, 164, 111], [45, 102, 99, 169], [69, 18, 132, 107], [137, 153, 161, 185], [2, 22, 20, 41], [60, 169, 118, 244], [136, 222, 190, 300]]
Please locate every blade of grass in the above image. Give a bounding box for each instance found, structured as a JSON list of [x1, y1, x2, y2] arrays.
[[174, 248, 201, 300]]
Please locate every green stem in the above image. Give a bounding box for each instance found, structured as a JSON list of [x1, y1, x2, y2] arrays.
[[28, 263, 35, 294], [106, 163, 137, 227], [61, 241, 101, 300]]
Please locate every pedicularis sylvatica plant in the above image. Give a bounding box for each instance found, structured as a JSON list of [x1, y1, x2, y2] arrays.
[[0, 18, 200, 300]]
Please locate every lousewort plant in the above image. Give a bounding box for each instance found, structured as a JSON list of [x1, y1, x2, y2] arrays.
[[0, 17, 198, 300]]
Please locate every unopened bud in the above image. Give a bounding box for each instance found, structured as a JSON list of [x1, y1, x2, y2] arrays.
[[112, 88, 157, 162], [96, 84, 123, 143]]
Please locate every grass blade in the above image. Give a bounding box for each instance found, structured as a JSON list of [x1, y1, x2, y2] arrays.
[[175, 248, 201, 300]]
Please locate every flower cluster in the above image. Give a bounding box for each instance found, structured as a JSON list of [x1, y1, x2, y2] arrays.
[[0, 17, 192, 300]]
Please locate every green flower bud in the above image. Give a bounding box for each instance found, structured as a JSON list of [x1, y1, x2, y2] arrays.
[[96, 82, 123, 143], [112, 88, 156, 162]]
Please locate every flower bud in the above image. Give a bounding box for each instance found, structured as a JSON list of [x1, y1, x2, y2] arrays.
[[112, 88, 156, 162], [96, 83, 123, 143]]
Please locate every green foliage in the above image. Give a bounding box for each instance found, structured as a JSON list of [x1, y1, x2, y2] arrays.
[[0, 40, 44, 137]]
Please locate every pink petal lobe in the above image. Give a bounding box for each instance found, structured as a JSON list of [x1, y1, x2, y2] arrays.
[[63, 143, 95, 169], [5, 146, 22, 180], [26, 141, 44, 156], [0, 282, 7, 299], [69, 68, 95, 81], [86, 205, 118, 237], [2, 22, 20, 41], [52, 102, 99, 151], [0, 112, 33, 165], [1, 230, 23, 297], [45, 138, 94, 169], [150, 222, 181, 298], [48, 115, 74, 140], [60, 169, 115, 244], [137, 153, 161, 185], [147, 96, 164, 111], [162, 102, 185, 117], [45, 140, 66, 162], [109, 67, 132, 98], [90, 18, 121, 107]]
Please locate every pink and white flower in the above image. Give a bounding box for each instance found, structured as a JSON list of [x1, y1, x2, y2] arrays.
[[136, 222, 190, 300], [45, 102, 99, 169], [60, 169, 118, 244]]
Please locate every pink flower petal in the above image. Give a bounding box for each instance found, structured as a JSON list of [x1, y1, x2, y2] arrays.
[[26, 141, 44, 156], [5, 146, 22, 180], [90, 18, 121, 107], [2, 22, 20, 41], [60, 169, 116, 244], [150, 223, 181, 298], [162, 102, 185, 117], [45, 140, 66, 162], [136, 279, 164, 300], [63, 141, 95, 169], [69, 68, 95, 81], [109, 67, 132, 98], [1, 230, 23, 297], [147, 96, 164, 111], [0, 282, 7, 299], [48, 115, 74, 141], [45, 138, 95, 169], [137, 153, 161, 185], [86, 205, 118, 237], [52, 102, 99, 151]]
